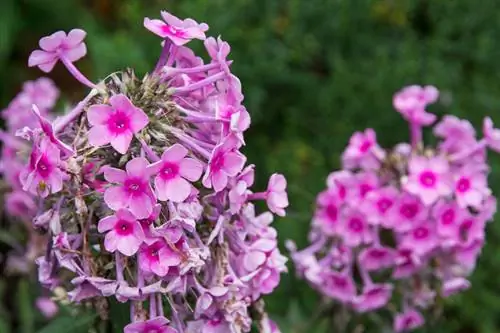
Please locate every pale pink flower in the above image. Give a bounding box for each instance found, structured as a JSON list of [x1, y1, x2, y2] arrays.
[[202, 135, 246, 192], [138, 238, 182, 277], [144, 11, 208, 46], [362, 186, 398, 226], [338, 209, 373, 247], [353, 283, 393, 313], [35, 297, 58, 318], [434, 115, 476, 154], [28, 29, 87, 73], [441, 277, 470, 298], [432, 201, 464, 241], [312, 189, 340, 235], [342, 128, 385, 169], [401, 222, 438, 255], [103, 157, 156, 219], [483, 117, 500, 152], [326, 170, 352, 203], [453, 164, 490, 208], [87, 94, 149, 154], [243, 238, 277, 272], [148, 144, 203, 202], [393, 85, 438, 125], [20, 139, 64, 197], [97, 209, 145, 256], [124, 316, 177, 333], [358, 246, 396, 272], [393, 308, 425, 332], [266, 173, 288, 217], [404, 155, 452, 205], [389, 193, 427, 232], [351, 171, 379, 202], [19, 77, 59, 110]]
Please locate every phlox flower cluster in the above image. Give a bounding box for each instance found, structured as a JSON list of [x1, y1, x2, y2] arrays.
[[0, 77, 60, 318], [4, 10, 288, 333], [288, 85, 499, 332]]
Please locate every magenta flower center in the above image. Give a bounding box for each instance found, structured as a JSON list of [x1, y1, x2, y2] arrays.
[[211, 152, 225, 172], [377, 198, 393, 213], [338, 185, 347, 199], [419, 170, 437, 188], [441, 209, 455, 225], [369, 249, 387, 259], [144, 325, 162, 333], [36, 155, 53, 178], [326, 204, 338, 222], [160, 162, 179, 180], [107, 111, 131, 134], [332, 276, 347, 288], [146, 243, 163, 262], [403, 316, 415, 327], [115, 220, 134, 236], [124, 178, 145, 196], [162, 24, 186, 38], [359, 140, 372, 153], [359, 184, 372, 197], [348, 217, 364, 232], [456, 177, 471, 193], [400, 203, 418, 219], [413, 227, 429, 240]]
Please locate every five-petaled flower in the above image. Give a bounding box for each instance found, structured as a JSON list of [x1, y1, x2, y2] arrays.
[[144, 11, 208, 46], [97, 209, 145, 256], [87, 94, 149, 154]]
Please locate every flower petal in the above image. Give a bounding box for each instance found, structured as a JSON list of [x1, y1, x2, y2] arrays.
[[88, 125, 112, 147], [161, 144, 188, 163], [179, 158, 203, 181], [110, 132, 133, 154], [87, 104, 113, 125]]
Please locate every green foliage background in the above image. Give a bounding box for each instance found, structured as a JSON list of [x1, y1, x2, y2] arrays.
[[1, 0, 500, 332]]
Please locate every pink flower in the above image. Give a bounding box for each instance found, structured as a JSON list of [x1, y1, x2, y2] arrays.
[[441, 277, 470, 298], [124, 316, 177, 333], [338, 209, 373, 247], [362, 186, 398, 226], [202, 135, 246, 192], [326, 170, 352, 203], [393, 308, 425, 332], [351, 171, 379, 202], [432, 201, 464, 241], [358, 246, 396, 272], [389, 193, 427, 232], [392, 249, 420, 279], [483, 117, 500, 152], [32, 104, 74, 158], [87, 94, 149, 154], [353, 283, 393, 313], [342, 128, 385, 169], [20, 139, 64, 197], [148, 144, 203, 203], [322, 271, 357, 302], [19, 77, 59, 110], [312, 189, 340, 235], [97, 209, 145, 256], [453, 165, 490, 208], [404, 155, 452, 205], [138, 238, 182, 277], [393, 85, 438, 125], [266, 174, 289, 217], [434, 115, 476, 154], [458, 213, 486, 243], [228, 165, 255, 213], [103, 157, 156, 219], [144, 11, 208, 46], [35, 297, 58, 318], [401, 222, 438, 255], [243, 238, 277, 272], [28, 29, 87, 73]]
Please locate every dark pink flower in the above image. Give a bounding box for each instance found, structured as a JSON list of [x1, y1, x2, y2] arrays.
[[342, 128, 385, 169], [138, 238, 182, 277], [148, 144, 203, 202], [358, 246, 396, 272], [124, 316, 177, 333], [103, 157, 156, 219], [402, 222, 438, 255], [389, 193, 427, 232], [432, 200, 465, 241], [393, 308, 424, 332], [362, 186, 398, 226], [28, 29, 87, 73], [87, 94, 149, 154], [338, 209, 373, 247], [322, 271, 357, 303], [312, 189, 340, 235], [144, 11, 208, 46], [97, 209, 145, 256]]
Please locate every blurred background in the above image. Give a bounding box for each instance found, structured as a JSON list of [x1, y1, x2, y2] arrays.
[[1, 0, 500, 332]]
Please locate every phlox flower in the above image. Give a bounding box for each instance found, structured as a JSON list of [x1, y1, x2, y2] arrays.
[[28, 29, 87, 73], [103, 157, 156, 219], [124, 317, 177, 333], [97, 209, 145, 256], [138, 238, 182, 277], [393, 308, 425, 333], [353, 283, 393, 313], [87, 94, 149, 154], [338, 208, 373, 247], [404, 155, 452, 205], [342, 128, 385, 169], [454, 164, 490, 208], [483, 117, 500, 152], [265, 173, 289, 217], [393, 85, 438, 125], [144, 11, 208, 46], [148, 144, 203, 203]]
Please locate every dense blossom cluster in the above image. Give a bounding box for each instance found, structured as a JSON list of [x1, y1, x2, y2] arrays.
[[288, 85, 499, 332], [3, 10, 288, 333], [0, 77, 60, 318]]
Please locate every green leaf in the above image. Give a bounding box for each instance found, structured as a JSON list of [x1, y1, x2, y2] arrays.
[[36, 312, 97, 333], [0, 316, 10, 333], [18, 280, 33, 333], [109, 298, 130, 333]]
